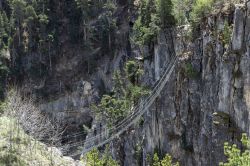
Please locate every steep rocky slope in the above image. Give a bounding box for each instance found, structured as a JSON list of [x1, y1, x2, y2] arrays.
[[1, 0, 135, 147], [0, 116, 80, 166], [2, 0, 250, 166], [109, 2, 250, 166]]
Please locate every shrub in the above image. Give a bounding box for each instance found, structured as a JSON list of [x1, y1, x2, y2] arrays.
[[81, 147, 119, 166], [222, 21, 233, 47], [4, 89, 64, 144], [190, 0, 214, 23], [93, 94, 130, 125], [152, 153, 179, 166], [132, 15, 160, 45], [25, 5, 38, 22], [0, 11, 10, 50], [219, 133, 250, 166], [132, 0, 160, 45], [93, 61, 149, 126], [184, 63, 198, 78], [0, 101, 6, 114], [156, 0, 176, 27], [125, 60, 144, 84], [0, 116, 74, 166], [172, 0, 193, 25], [38, 14, 49, 25], [132, 0, 175, 45]]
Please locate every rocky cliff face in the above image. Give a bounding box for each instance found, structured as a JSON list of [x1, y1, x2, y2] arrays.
[[9, 0, 250, 165], [110, 2, 250, 166], [8, 0, 133, 135], [3, 0, 135, 156]]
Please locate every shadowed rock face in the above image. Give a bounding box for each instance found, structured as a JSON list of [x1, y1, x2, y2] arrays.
[[4, 0, 134, 156]]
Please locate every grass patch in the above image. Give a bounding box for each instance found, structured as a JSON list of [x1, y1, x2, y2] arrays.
[[0, 116, 75, 166]]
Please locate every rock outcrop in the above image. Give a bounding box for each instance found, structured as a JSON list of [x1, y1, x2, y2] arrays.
[[8, 1, 250, 165], [111, 2, 250, 166]]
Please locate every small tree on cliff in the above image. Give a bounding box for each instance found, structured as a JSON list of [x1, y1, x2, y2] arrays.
[[81, 147, 119, 166], [93, 61, 149, 126], [156, 0, 176, 27], [152, 153, 179, 166], [219, 133, 250, 166]]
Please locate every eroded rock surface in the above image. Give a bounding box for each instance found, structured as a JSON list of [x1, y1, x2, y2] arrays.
[[110, 2, 250, 166]]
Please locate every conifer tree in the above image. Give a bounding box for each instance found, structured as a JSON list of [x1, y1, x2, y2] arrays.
[[0, 14, 5, 49], [157, 0, 176, 27], [0, 12, 9, 50], [140, 0, 155, 27]]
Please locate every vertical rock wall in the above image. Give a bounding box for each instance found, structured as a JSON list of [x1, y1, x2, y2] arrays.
[[113, 2, 250, 166], [10, 1, 250, 165]]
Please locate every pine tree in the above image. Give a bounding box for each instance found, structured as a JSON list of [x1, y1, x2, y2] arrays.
[[157, 0, 176, 27], [0, 13, 5, 49], [1, 12, 9, 35], [0, 12, 9, 50], [25, 5, 37, 23], [11, 0, 26, 26]]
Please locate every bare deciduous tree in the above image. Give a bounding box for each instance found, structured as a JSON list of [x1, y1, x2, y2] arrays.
[[4, 88, 65, 146]]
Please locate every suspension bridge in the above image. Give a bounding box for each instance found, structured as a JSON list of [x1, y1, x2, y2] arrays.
[[62, 54, 178, 157]]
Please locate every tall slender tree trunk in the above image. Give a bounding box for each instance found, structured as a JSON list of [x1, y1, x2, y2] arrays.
[[18, 21, 21, 46], [49, 42, 52, 71]]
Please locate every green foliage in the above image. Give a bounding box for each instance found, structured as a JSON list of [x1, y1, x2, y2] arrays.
[[10, 0, 27, 25], [5, 0, 50, 52], [93, 61, 149, 126], [132, 17, 160, 45], [219, 134, 250, 166], [75, 0, 104, 16], [25, 5, 37, 22], [184, 62, 198, 78], [222, 21, 233, 47], [156, 0, 176, 27], [133, 0, 171, 44], [125, 60, 144, 84], [82, 147, 119, 166], [103, 0, 117, 11], [190, 0, 214, 23], [0, 54, 9, 100], [135, 142, 143, 162], [75, 0, 91, 12], [75, 0, 117, 51], [127, 84, 150, 102], [84, 148, 103, 166], [112, 71, 126, 98], [95, 11, 117, 53], [173, 0, 219, 26], [132, 0, 175, 45], [152, 153, 179, 166], [132, 0, 160, 45], [172, 0, 193, 25], [153, 153, 161, 166], [139, 0, 155, 26], [38, 13, 48, 25], [0, 102, 6, 114], [94, 94, 130, 125], [0, 116, 74, 165], [0, 11, 10, 50], [0, 149, 26, 166], [3, 0, 55, 80]]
